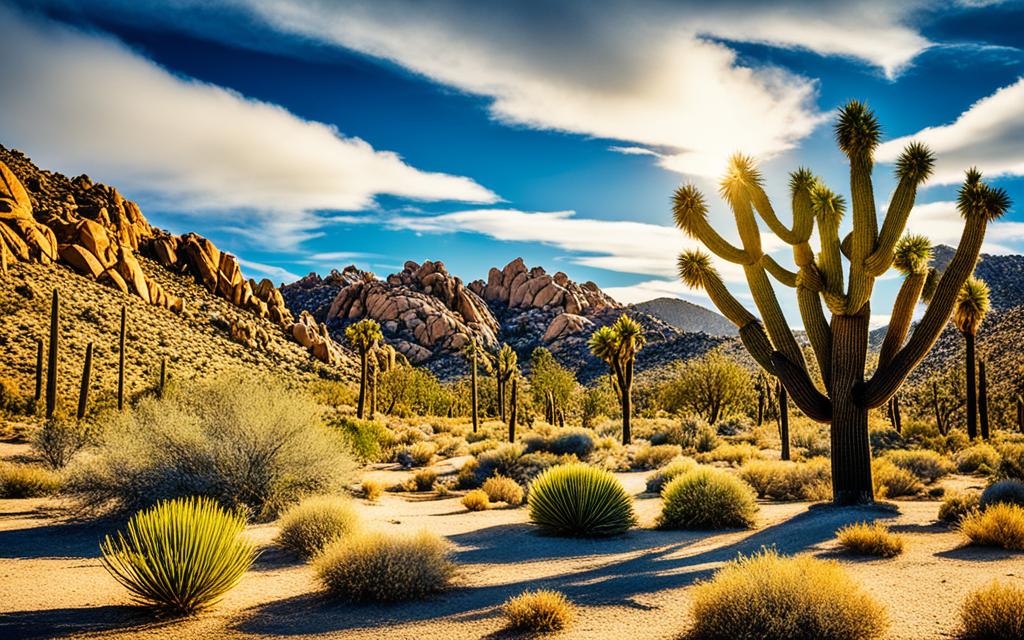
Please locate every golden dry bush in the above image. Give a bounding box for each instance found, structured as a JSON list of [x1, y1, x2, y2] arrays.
[[276, 495, 359, 558], [360, 478, 384, 502], [462, 489, 490, 511], [481, 475, 524, 506], [958, 503, 1024, 550], [958, 581, 1024, 640], [503, 589, 576, 632], [835, 522, 905, 557]]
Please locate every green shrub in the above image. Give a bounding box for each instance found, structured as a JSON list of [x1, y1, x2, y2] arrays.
[[276, 495, 359, 558], [0, 377, 27, 414], [959, 503, 1024, 550], [503, 589, 576, 632], [645, 456, 697, 493], [458, 458, 481, 488], [528, 463, 636, 537], [835, 522, 904, 557], [333, 416, 390, 462], [997, 443, 1024, 480], [939, 491, 980, 524], [632, 443, 683, 470], [698, 443, 762, 466], [955, 443, 1001, 474], [980, 480, 1024, 510], [482, 475, 524, 506], [883, 449, 953, 484], [958, 582, 1024, 640], [738, 458, 831, 501], [659, 468, 757, 529], [871, 458, 922, 498], [687, 549, 888, 640], [789, 420, 831, 457], [653, 417, 719, 452], [468, 439, 498, 456], [0, 462, 61, 498], [315, 531, 455, 602], [402, 441, 437, 467], [547, 428, 596, 459], [32, 417, 91, 469], [475, 443, 526, 483], [432, 435, 467, 458], [462, 489, 490, 511], [100, 497, 257, 614], [69, 376, 356, 521], [715, 416, 751, 436]]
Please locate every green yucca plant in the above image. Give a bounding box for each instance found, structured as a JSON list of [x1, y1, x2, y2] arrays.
[[345, 318, 383, 420], [528, 463, 636, 537], [100, 496, 257, 614], [955, 277, 990, 440]]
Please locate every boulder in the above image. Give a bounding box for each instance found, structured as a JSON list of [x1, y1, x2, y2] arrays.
[[58, 243, 104, 279]]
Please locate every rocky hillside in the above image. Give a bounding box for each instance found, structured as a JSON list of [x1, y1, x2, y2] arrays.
[[631, 297, 736, 336], [283, 258, 728, 383]]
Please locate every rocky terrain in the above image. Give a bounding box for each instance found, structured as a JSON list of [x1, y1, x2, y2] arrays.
[[631, 297, 736, 336]]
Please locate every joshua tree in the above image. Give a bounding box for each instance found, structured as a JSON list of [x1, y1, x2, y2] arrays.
[[508, 373, 519, 443], [777, 380, 790, 461], [77, 342, 93, 420], [978, 359, 989, 441], [953, 277, 990, 440], [45, 289, 59, 419], [495, 344, 517, 422], [673, 101, 1009, 504], [345, 318, 382, 420], [588, 315, 646, 445], [462, 337, 492, 433]]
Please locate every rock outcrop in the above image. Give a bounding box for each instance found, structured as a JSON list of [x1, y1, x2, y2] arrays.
[[470, 257, 617, 315]]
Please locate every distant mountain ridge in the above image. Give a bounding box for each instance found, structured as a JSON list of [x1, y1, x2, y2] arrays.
[[630, 297, 736, 336]]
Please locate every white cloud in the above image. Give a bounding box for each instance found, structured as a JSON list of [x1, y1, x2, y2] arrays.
[[0, 4, 496, 249], [877, 77, 1024, 185], [235, 257, 300, 283], [908, 200, 1024, 253]]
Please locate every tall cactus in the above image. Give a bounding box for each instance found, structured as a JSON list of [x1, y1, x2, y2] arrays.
[[777, 380, 790, 461], [954, 277, 990, 440], [117, 304, 126, 411], [34, 337, 43, 406], [77, 342, 93, 420], [978, 359, 989, 441], [345, 318, 382, 420], [45, 289, 58, 419], [508, 374, 518, 443], [495, 344, 517, 422], [589, 315, 645, 445], [673, 102, 1010, 504]]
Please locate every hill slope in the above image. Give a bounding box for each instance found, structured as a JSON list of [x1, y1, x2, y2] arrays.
[[631, 297, 736, 336]]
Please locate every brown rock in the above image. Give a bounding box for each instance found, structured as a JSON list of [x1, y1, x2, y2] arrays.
[[0, 161, 31, 218], [116, 246, 151, 303], [58, 244, 104, 279]]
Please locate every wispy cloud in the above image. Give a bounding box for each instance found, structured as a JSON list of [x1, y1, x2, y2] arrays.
[[235, 257, 300, 283], [877, 77, 1024, 185], [0, 4, 497, 250], [908, 200, 1024, 253]]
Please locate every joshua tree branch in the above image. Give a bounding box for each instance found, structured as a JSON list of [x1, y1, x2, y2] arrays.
[[797, 285, 832, 390], [744, 264, 806, 369], [771, 351, 832, 422], [877, 270, 926, 369], [761, 254, 798, 287]]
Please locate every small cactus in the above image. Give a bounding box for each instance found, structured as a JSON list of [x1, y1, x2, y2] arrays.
[[45, 289, 58, 419], [77, 342, 93, 420]]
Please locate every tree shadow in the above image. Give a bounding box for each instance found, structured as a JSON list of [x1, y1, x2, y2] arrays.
[[0, 605, 167, 639], [935, 544, 1022, 562], [0, 519, 110, 559], [249, 544, 304, 572], [233, 503, 894, 636]]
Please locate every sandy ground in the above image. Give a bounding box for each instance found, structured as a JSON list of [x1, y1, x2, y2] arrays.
[[0, 449, 1021, 640]]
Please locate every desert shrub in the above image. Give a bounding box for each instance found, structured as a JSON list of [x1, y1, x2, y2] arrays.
[[315, 530, 455, 602], [958, 503, 1024, 550], [997, 443, 1024, 480], [939, 491, 980, 524], [0, 377, 28, 414], [432, 435, 467, 458], [738, 458, 831, 501], [100, 497, 256, 614], [511, 451, 567, 484], [475, 443, 526, 482], [884, 449, 953, 484], [310, 380, 358, 408], [698, 442, 762, 466], [687, 549, 887, 640], [528, 463, 636, 537], [468, 439, 498, 456], [645, 456, 697, 493], [412, 469, 438, 492], [402, 441, 437, 467], [503, 589, 576, 632], [958, 582, 1024, 640], [332, 416, 390, 462], [835, 522, 904, 557], [869, 427, 904, 454], [361, 478, 384, 502], [660, 468, 757, 529], [980, 480, 1024, 510], [871, 458, 922, 498], [68, 376, 356, 521], [715, 415, 751, 436], [548, 428, 596, 459], [632, 443, 683, 470], [790, 420, 831, 458], [32, 417, 91, 469], [482, 475, 524, 506], [0, 462, 61, 498], [653, 417, 720, 452], [956, 443, 1001, 474], [276, 495, 359, 558], [462, 489, 490, 511]]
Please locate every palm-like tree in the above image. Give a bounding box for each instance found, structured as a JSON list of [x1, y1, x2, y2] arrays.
[[345, 318, 383, 419], [495, 344, 518, 422], [588, 315, 646, 444], [463, 337, 492, 433], [954, 277, 990, 439]]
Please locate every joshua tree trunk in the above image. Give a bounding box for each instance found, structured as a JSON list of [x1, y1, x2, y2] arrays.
[[978, 359, 989, 441], [370, 362, 378, 419], [497, 376, 505, 423], [508, 377, 518, 442], [965, 332, 977, 440], [356, 348, 368, 419], [933, 381, 946, 435], [34, 338, 43, 406], [117, 304, 126, 411], [756, 375, 766, 426], [777, 380, 790, 461], [892, 394, 902, 433], [830, 310, 873, 505], [617, 358, 633, 445], [45, 289, 59, 419], [470, 348, 479, 433], [77, 342, 92, 420]]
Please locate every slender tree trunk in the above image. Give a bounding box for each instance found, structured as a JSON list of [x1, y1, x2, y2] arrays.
[[617, 358, 632, 445], [756, 378, 765, 426], [34, 338, 43, 405], [965, 332, 977, 440], [117, 304, 126, 412], [978, 359, 989, 441], [77, 343, 92, 420], [777, 381, 790, 461], [892, 393, 902, 433], [829, 311, 874, 505], [357, 348, 367, 419], [508, 377, 518, 442], [370, 363, 378, 418], [471, 349, 479, 433], [932, 381, 946, 435], [1017, 395, 1024, 434], [497, 377, 506, 423]]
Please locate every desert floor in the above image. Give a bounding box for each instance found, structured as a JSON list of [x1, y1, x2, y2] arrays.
[[0, 445, 1020, 640]]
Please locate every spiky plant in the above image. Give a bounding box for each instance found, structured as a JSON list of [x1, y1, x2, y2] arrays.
[[100, 496, 257, 614], [345, 319, 383, 419], [527, 463, 636, 537], [673, 102, 1010, 504], [588, 315, 646, 445], [496, 344, 518, 422], [954, 277, 990, 440]]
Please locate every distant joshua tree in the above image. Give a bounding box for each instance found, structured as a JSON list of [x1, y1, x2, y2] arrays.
[[673, 101, 1009, 504], [589, 315, 645, 445], [953, 277, 990, 440], [495, 344, 518, 422], [345, 319, 382, 420]]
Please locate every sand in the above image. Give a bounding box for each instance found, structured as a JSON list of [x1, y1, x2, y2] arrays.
[[0, 453, 1021, 640]]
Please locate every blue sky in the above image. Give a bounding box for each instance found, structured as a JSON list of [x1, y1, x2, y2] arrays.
[[1, 1, 1022, 327]]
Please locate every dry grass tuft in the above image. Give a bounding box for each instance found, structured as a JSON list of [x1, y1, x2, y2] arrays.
[[481, 475, 524, 506], [276, 495, 359, 558], [462, 489, 490, 511], [659, 467, 757, 530], [738, 458, 831, 501], [835, 521, 905, 557], [0, 462, 61, 498], [958, 581, 1024, 640], [503, 589, 576, 632], [958, 503, 1024, 550], [360, 478, 384, 502]]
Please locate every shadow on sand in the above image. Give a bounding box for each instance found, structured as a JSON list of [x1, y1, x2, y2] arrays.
[[0, 605, 169, 640]]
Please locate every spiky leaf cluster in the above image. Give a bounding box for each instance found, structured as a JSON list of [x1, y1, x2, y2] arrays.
[[677, 249, 715, 289], [346, 318, 383, 351], [719, 154, 762, 205], [527, 463, 636, 537], [672, 184, 709, 237], [954, 277, 991, 335], [835, 100, 881, 157], [957, 168, 1012, 221], [788, 167, 816, 195], [892, 234, 932, 275], [810, 184, 846, 223], [895, 142, 935, 185]]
